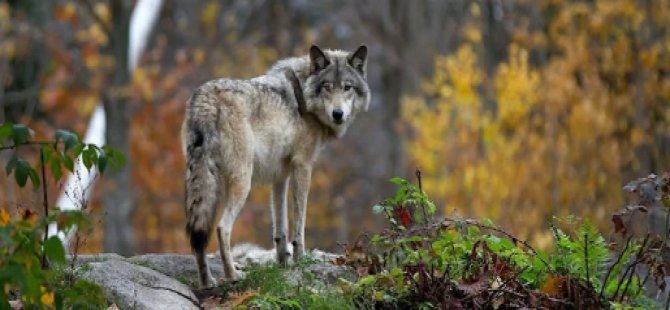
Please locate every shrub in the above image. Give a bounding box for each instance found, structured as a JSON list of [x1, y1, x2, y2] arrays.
[[0, 122, 123, 309], [337, 172, 658, 309]]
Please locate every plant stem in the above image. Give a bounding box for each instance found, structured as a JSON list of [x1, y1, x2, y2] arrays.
[[600, 237, 631, 299], [416, 169, 429, 225], [584, 233, 590, 289], [40, 147, 49, 270], [0, 140, 62, 151]]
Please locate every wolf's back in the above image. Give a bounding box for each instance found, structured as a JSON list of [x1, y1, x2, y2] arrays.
[[183, 86, 222, 254]]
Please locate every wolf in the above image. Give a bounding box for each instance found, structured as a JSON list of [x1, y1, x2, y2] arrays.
[[181, 45, 370, 287]]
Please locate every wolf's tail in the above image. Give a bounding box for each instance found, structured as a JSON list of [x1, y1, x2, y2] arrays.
[[184, 90, 221, 255]]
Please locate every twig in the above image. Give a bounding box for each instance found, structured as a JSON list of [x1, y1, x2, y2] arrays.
[[416, 169, 429, 226], [600, 237, 632, 299], [0, 141, 64, 151], [621, 272, 638, 303], [40, 147, 49, 270], [613, 234, 649, 301]]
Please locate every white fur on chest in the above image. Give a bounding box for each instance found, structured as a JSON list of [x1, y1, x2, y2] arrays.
[[250, 125, 296, 183]]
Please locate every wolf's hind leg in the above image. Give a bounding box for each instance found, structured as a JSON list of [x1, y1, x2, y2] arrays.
[[217, 172, 251, 280], [195, 249, 216, 287], [271, 178, 290, 265]]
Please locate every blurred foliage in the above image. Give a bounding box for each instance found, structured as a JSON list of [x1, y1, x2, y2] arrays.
[[403, 0, 670, 248], [0, 209, 106, 309], [0, 122, 115, 309]]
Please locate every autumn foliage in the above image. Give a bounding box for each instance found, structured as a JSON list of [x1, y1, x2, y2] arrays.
[[1, 0, 670, 256], [404, 0, 670, 248]]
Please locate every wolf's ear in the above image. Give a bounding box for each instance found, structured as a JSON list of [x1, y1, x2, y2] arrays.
[[310, 45, 330, 73], [347, 45, 367, 75]]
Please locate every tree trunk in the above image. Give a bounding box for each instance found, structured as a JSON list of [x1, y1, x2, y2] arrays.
[[103, 0, 135, 256]]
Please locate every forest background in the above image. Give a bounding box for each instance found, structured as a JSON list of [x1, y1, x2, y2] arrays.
[[1, 0, 669, 256]]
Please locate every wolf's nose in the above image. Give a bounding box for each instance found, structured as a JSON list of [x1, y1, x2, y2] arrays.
[[332, 109, 344, 122]]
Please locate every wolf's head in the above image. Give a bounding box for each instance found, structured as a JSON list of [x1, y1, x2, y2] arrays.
[[303, 45, 370, 137]]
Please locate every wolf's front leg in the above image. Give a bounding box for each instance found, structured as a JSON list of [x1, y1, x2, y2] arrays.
[[271, 178, 290, 265], [291, 164, 312, 260]]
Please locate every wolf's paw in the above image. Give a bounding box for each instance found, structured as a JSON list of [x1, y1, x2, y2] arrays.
[[227, 269, 246, 281], [199, 274, 217, 288]]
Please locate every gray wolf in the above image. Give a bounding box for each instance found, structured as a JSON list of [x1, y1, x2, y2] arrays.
[[181, 45, 370, 287]]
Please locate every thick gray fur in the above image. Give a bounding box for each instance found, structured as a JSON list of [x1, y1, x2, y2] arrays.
[[181, 45, 370, 286]]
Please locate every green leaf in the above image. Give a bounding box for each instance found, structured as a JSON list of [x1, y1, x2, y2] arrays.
[[106, 147, 126, 169], [389, 177, 406, 185], [13, 159, 30, 187], [49, 156, 62, 181], [97, 151, 108, 174], [55, 130, 79, 151], [73, 143, 84, 157], [62, 153, 74, 172], [41, 145, 54, 162], [82, 148, 94, 171], [5, 156, 17, 175], [11, 124, 30, 145], [0, 122, 12, 145], [44, 236, 66, 264], [27, 167, 40, 188]]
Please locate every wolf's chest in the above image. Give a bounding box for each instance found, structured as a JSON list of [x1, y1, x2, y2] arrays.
[[250, 134, 294, 183]]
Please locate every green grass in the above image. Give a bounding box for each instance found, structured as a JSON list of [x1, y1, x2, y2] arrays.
[[231, 258, 356, 310]]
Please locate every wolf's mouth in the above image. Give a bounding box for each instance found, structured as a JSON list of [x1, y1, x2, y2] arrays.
[[333, 119, 344, 125]]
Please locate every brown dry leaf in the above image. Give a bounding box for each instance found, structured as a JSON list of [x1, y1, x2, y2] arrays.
[[201, 296, 225, 310], [356, 266, 369, 277], [612, 205, 648, 234], [458, 278, 489, 296], [228, 290, 258, 308], [106, 304, 119, 310], [539, 275, 565, 297], [331, 256, 347, 266]]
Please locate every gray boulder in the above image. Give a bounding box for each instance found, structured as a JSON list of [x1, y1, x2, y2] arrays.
[[127, 254, 224, 288], [73, 245, 352, 309], [81, 259, 200, 310]]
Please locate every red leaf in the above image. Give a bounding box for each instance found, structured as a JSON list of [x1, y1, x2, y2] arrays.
[[394, 206, 412, 227]]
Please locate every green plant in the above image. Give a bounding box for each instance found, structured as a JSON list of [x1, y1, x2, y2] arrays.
[[197, 259, 355, 310], [0, 122, 123, 309], [338, 173, 657, 309]]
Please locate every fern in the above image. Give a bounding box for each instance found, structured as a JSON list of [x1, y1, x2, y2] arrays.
[[549, 220, 609, 290]]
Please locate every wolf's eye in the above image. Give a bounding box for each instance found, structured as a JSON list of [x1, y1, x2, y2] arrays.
[[344, 85, 352, 91], [322, 82, 333, 92]]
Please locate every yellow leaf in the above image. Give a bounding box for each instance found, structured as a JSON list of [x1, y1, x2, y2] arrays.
[[94, 3, 111, 25], [200, 1, 220, 28], [40, 287, 54, 307], [0, 209, 10, 226], [0, 3, 9, 20]]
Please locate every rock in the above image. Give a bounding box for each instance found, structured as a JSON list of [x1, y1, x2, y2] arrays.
[[231, 243, 283, 266], [127, 254, 224, 288], [71, 253, 126, 267], [72, 245, 351, 309], [81, 259, 200, 310]]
